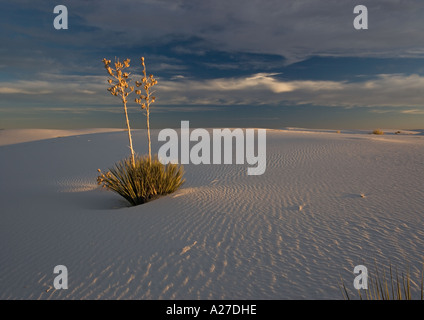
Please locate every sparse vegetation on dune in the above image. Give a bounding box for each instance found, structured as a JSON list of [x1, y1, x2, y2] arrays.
[[340, 262, 424, 300], [372, 129, 384, 135]]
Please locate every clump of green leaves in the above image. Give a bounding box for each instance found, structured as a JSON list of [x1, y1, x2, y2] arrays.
[[97, 155, 185, 206]]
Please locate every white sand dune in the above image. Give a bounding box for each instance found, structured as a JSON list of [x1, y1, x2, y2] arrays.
[[0, 128, 124, 147], [1, 128, 424, 299]]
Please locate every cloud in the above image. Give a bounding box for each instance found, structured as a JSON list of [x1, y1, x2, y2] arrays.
[[155, 73, 424, 108], [2, 72, 424, 113], [3, 0, 424, 80], [74, 0, 424, 63], [0, 81, 54, 95], [0, 75, 111, 106], [400, 109, 424, 115], [159, 72, 296, 93], [0, 87, 49, 95]]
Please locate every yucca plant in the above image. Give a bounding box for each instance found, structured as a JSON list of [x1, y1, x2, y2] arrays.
[[99, 57, 185, 206], [97, 155, 185, 206], [340, 261, 424, 300]]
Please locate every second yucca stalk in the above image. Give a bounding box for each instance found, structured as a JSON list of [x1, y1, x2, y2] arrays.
[[135, 57, 157, 162]]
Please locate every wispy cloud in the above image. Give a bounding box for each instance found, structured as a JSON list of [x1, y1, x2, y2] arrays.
[[399, 109, 424, 115], [2, 72, 424, 110], [0, 75, 109, 105], [155, 73, 424, 108], [0, 87, 51, 95]]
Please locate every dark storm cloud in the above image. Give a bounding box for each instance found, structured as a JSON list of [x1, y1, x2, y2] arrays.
[[4, 0, 424, 70], [73, 0, 424, 63]]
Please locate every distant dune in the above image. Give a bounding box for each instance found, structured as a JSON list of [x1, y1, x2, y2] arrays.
[[0, 128, 124, 146], [1, 128, 423, 299]]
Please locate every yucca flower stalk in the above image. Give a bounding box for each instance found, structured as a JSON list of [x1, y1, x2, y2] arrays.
[[102, 57, 136, 167], [135, 57, 157, 162]]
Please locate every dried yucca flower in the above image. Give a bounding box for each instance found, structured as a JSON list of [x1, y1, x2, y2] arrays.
[[102, 57, 136, 166]]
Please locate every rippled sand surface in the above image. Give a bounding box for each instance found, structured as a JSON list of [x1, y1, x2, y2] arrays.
[[1, 128, 423, 299]]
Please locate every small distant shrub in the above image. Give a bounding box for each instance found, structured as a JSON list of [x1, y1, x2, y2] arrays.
[[372, 129, 384, 135], [395, 131, 401, 134], [97, 155, 185, 206]]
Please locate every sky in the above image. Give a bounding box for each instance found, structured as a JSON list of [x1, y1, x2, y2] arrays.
[[1, 0, 424, 130]]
